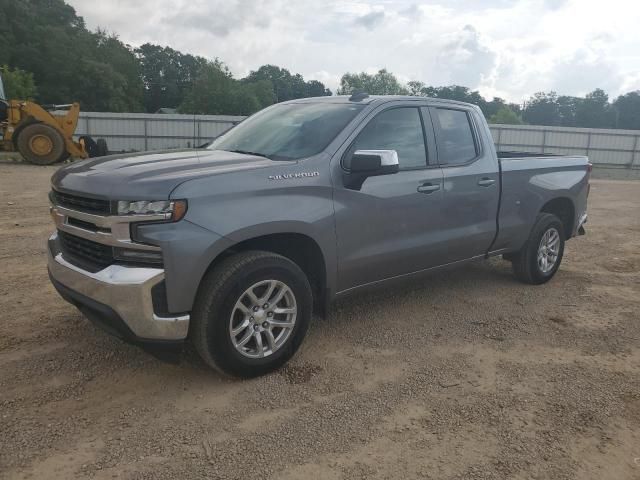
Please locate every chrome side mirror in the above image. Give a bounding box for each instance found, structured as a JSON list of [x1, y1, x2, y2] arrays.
[[344, 149, 399, 190]]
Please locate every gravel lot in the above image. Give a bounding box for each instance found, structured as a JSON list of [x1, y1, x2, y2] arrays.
[[1, 161, 639, 480]]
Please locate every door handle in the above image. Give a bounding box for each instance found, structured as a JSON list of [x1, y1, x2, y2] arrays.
[[417, 183, 440, 194], [477, 178, 496, 187]]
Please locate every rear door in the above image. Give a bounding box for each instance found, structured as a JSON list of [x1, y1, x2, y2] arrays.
[[332, 102, 447, 292], [428, 105, 500, 262]]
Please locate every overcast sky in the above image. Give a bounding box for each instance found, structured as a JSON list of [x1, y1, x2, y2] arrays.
[[66, 0, 640, 102]]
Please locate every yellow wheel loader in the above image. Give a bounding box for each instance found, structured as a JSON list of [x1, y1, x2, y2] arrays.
[[0, 72, 101, 165]]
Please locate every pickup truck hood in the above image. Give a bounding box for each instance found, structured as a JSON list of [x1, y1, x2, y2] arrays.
[[52, 149, 284, 199]]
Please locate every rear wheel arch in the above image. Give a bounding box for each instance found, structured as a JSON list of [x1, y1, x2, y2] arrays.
[[540, 197, 575, 239]]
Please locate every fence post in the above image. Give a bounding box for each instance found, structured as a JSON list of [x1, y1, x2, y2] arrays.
[[631, 135, 639, 168], [143, 118, 148, 151], [86, 117, 91, 138], [197, 120, 201, 147], [496, 127, 502, 151], [541, 130, 547, 154], [586, 131, 592, 158]]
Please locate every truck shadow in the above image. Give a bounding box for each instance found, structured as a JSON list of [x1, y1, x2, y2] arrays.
[[330, 257, 515, 318], [49, 257, 517, 379]]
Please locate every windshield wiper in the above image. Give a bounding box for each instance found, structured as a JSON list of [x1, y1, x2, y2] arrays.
[[226, 149, 272, 160]]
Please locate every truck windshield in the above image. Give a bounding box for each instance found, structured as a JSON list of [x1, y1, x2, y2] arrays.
[[209, 103, 364, 160]]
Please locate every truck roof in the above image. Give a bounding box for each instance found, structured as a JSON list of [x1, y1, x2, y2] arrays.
[[282, 94, 476, 109]]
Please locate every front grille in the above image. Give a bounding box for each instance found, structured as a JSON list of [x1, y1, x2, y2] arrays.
[[51, 190, 112, 215], [58, 230, 114, 272]]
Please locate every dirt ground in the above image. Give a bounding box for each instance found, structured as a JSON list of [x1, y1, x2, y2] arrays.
[[1, 160, 639, 480]]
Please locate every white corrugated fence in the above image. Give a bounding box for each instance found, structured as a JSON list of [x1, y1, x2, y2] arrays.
[[490, 124, 640, 168], [74, 111, 640, 169], [74, 112, 245, 152]]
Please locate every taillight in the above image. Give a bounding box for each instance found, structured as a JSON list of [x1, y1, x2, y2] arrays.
[[586, 163, 592, 196]]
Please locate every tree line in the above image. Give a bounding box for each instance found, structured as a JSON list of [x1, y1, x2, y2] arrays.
[[0, 0, 330, 115], [338, 69, 640, 130], [1, 0, 639, 130]]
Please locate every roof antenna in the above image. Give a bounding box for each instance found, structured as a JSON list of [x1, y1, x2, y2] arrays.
[[349, 91, 369, 102]]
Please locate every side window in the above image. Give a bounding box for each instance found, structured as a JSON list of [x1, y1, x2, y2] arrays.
[[345, 107, 427, 170], [433, 108, 478, 165]]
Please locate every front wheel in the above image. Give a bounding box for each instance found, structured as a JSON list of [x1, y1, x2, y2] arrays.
[[511, 213, 565, 285], [191, 251, 313, 378]]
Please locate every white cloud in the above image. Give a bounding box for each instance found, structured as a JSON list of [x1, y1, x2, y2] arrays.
[[67, 0, 640, 101]]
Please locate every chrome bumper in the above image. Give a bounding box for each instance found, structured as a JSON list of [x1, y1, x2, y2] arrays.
[[48, 233, 189, 341]]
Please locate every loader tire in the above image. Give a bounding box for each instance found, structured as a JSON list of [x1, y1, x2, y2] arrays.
[[17, 123, 66, 165]]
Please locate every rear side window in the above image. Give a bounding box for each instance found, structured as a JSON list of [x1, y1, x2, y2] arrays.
[[432, 108, 478, 165], [345, 107, 428, 170]]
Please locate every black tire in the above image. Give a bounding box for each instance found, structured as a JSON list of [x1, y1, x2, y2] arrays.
[[191, 251, 313, 378], [80, 135, 99, 158], [511, 213, 565, 285], [16, 123, 66, 165], [96, 138, 108, 157]]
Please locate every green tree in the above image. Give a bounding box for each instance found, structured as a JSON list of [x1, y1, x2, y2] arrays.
[[179, 62, 234, 114], [136, 43, 208, 112], [306, 80, 332, 97], [574, 89, 615, 128], [407, 80, 425, 96], [244, 65, 331, 101], [523, 92, 561, 126], [338, 69, 408, 95], [179, 63, 276, 116], [488, 105, 524, 125], [1, 65, 37, 99], [613, 91, 640, 130], [0, 0, 143, 111], [556, 95, 580, 127], [407, 82, 504, 118]]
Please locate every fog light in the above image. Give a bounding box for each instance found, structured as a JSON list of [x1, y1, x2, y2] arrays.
[[113, 247, 163, 265]]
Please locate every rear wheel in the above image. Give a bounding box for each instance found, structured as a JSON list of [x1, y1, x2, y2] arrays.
[[16, 123, 66, 165], [511, 213, 565, 284], [191, 251, 313, 378]]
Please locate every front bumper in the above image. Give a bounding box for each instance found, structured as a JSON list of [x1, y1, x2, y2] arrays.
[[48, 233, 189, 342]]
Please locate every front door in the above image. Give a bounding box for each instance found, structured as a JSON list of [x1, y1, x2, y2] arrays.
[[332, 104, 448, 292]]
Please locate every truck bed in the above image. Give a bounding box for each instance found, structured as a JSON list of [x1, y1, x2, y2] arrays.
[[497, 151, 564, 159]]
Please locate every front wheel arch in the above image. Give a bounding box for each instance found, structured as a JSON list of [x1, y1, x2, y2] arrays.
[[199, 232, 329, 315]]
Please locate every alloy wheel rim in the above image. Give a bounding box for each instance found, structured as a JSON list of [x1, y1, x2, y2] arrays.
[[537, 227, 560, 273], [229, 280, 297, 359]]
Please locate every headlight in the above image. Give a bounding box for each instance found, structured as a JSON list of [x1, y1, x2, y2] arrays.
[[117, 199, 187, 222]]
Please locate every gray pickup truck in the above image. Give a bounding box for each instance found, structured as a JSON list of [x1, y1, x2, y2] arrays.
[[48, 94, 590, 377]]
